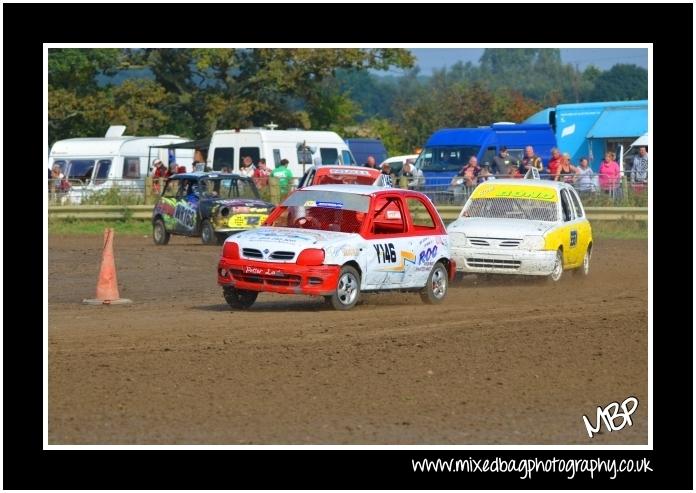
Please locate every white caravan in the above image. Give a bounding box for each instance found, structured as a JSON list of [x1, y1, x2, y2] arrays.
[[48, 125, 194, 203], [206, 127, 357, 178]]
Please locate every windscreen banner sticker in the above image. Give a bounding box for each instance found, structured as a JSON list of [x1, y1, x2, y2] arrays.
[[303, 200, 344, 209], [317, 201, 344, 208], [386, 210, 401, 220], [471, 184, 558, 202], [329, 169, 371, 176]]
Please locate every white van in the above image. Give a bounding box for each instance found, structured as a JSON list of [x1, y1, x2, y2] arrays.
[[48, 126, 194, 203], [206, 128, 356, 177]]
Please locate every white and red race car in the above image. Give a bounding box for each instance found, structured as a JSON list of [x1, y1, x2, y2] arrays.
[[217, 185, 455, 310]]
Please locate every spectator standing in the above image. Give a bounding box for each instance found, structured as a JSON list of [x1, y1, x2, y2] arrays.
[[518, 146, 544, 175], [575, 157, 596, 193], [380, 163, 394, 187], [547, 148, 563, 177], [450, 156, 480, 203], [152, 159, 167, 178], [51, 164, 67, 195], [400, 160, 424, 189], [364, 156, 377, 168], [271, 158, 294, 197], [253, 158, 272, 188], [151, 158, 168, 194], [477, 163, 496, 182], [598, 151, 621, 193], [555, 153, 579, 183], [239, 155, 256, 178], [631, 146, 648, 183], [454, 156, 481, 188], [491, 146, 517, 176]]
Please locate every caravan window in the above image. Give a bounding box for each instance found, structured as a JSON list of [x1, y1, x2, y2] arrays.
[[66, 159, 95, 182], [212, 147, 234, 171], [239, 147, 260, 167], [123, 157, 141, 179], [320, 148, 339, 165], [94, 160, 112, 185], [342, 150, 356, 165], [272, 149, 282, 166]]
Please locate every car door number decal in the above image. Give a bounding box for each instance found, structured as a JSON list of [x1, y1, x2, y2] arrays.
[[374, 243, 397, 263], [174, 203, 196, 229], [570, 230, 577, 247]]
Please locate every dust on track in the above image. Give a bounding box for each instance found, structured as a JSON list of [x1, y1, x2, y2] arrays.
[[48, 234, 648, 444]]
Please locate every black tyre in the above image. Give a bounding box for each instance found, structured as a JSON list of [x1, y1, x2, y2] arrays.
[[574, 247, 591, 276], [153, 218, 170, 245], [223, 286, 258, 309], [325, 265, 361, 310], [201, 219, 217, 245], [547, 249, 564, 282], [420, 262, 448, 304]]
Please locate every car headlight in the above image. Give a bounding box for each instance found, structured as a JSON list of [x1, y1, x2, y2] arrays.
[[522, 235, 544, 250], [448, 230, 467, 246]]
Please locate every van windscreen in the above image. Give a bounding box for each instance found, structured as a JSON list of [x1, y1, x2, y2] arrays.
[[416, 146, 481, 172], [320, 148, 339, 165]]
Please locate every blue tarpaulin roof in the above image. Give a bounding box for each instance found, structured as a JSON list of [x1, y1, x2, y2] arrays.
[[586, 107, 647, 138]]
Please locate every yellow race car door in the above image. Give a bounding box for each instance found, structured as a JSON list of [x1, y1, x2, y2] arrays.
[[559, 188, 582, 267]]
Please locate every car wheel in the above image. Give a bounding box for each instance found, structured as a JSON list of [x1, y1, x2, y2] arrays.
[[326, 265, 361, 310], [223, 286, 258, 309], [547, 249, 564, 282], [152, 219, 170, 245], [574, 248, 591, 276], [201, 220, 216, 245], [420, 261, 448, 304]]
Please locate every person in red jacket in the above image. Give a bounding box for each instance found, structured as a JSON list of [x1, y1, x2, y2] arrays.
[[547, 148, 563, 177], [151, 159, 168, 194]]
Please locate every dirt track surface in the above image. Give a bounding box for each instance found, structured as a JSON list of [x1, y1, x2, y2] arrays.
[[48, 234, 648, 444]]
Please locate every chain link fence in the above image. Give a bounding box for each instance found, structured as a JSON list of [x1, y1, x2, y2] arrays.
[[398, 172, 648, 207], [47, 173, 646, 208]]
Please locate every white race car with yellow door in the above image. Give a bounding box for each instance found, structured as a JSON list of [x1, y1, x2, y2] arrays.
[[447, 177, 592, 281]]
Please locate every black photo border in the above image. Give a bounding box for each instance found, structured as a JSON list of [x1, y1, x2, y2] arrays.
[[4, 2, 691, 489]]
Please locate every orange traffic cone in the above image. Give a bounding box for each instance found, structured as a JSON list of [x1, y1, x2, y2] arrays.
[[83, 228, 132, 305]]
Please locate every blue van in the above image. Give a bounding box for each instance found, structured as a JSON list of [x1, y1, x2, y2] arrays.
[[414, 124, 557, 187], [345, 138, 388, 166]]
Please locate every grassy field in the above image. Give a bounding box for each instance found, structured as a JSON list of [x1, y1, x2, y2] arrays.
[[48, 219, 152, 236], [48, 218, 648, 240]]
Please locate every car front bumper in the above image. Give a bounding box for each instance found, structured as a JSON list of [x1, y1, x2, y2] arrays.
[[218, 258, 341, 296], [450, 247, 556, 276]]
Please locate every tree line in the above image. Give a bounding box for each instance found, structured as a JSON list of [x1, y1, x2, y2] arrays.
[[48, 48, 648, 156]]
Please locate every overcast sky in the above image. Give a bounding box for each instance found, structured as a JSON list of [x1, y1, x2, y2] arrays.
[[405, 48, 648, 75]]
